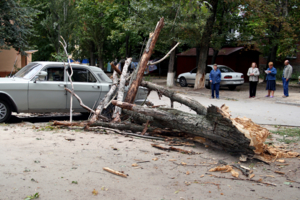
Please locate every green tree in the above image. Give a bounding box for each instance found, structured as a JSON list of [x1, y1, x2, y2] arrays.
[[0, 0, 37, 54], [239, 0, 300, 69], [125, 0, 211, 86], [40, 0, 77, 58], [210, 0, 240, 64], [75, 0, 120, 68]]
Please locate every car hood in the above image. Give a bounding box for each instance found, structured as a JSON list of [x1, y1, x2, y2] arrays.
[[0, 77, 29, 83], [178, 72, 190, 77]]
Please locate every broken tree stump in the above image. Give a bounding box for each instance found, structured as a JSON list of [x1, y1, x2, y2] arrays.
[[113, 58, 132, 122]]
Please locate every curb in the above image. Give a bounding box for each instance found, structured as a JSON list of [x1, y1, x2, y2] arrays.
[[276, 101, 300, 106]]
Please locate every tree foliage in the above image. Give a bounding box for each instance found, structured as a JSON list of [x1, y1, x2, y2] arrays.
[[0, 0, 37, 54], [239, 0, 300, 62]]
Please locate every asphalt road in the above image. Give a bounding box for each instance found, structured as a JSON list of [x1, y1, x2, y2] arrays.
[[148, 91, 300, 126]]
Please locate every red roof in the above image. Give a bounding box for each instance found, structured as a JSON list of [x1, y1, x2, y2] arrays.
[[177, 47, 244, 56]]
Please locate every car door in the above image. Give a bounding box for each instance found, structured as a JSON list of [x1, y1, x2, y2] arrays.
[[66, 67, 102, 112], [185, 68, 197, 84], [28, 65, 67, 112]]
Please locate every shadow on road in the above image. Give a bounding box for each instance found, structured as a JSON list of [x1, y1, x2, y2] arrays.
[[7, 114, 89, 124]]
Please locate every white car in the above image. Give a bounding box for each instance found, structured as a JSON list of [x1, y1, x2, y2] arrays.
[[0, 62, 148, 122], [177, 65, 244, 90]]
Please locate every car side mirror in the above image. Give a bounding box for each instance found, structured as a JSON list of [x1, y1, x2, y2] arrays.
[[34, 71, 48, 83]]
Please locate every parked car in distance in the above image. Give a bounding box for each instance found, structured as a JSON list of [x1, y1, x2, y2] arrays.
[[177, 65, 244, 90], [0, 62, 148, 123]]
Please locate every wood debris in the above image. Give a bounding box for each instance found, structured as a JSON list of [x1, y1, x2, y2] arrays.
[[103, 167, 127, 178], [151, 144, 195, 155]]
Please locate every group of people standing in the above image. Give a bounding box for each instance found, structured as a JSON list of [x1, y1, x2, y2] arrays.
[[209, 60, 293, 99]]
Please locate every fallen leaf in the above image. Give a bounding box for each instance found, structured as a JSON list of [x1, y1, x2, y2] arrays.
[[184, 181, 191, 186], [92, 189, 98, 196], [209, 191, 211, 193], [277, 159, 285, 163], [284, 182, 291, 185], [231, 169, 239, 178], [152, 157, 158, 161], [186, 171, 190, 175], [209, 165, 232, 172], [200, 174, 205, 178], [274, 171, 285, 175], [221, 193, 224, 195], [169, 159, 177, 161], [181, 162, 187, 166], [132, 163, 138, 167], [249, 174, 255, 179]]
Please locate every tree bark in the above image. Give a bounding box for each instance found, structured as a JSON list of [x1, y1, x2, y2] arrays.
[[90, 42, 95, 66], [111, 100, 255, 154], [124, 18, 164, 104], [194, 0, 219, 89], [166, 41, 176, 87], [113, 58, 132, 122], [111, 62, 122, 75], [140, 81, 207, 115], [211, 49, 219, 64]]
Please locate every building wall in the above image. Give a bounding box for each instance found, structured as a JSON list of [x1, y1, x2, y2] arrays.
[[0, 48, 33, 77], [176, 56, 196, 75]]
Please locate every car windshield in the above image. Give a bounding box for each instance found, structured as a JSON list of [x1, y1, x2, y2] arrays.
[[219, 66, 234, 73], [14, 63, 43, 80]]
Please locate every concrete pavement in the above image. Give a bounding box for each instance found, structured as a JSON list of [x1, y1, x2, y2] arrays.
[[147, 84, 300, 126]]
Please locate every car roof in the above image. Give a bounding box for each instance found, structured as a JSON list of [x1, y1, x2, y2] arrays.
[[32, 61, 104, 72], [207, 65, 228, 67]]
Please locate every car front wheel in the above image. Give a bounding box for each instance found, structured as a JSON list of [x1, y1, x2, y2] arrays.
[[179, 77, 187, 87], [0, 100, 11, 123]]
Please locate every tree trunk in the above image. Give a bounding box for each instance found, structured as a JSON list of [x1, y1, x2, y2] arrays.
[[194, 0, 219, 89], [113, 58, 132, 122], [194, 46, 209, 89], [125, 34, 130, 58], [90, 42, 95, 66], [111, 100, 259, 154], [211, 49, 219, 64], [166, 42, 176, 87], [124, 18, 164, 104]]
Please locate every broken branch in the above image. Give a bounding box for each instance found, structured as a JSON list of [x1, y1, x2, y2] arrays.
[[103, 167, 127, 178], [147, 42, 180, 65]]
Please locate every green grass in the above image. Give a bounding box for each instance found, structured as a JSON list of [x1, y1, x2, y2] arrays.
[[271, 127, 300, 144]]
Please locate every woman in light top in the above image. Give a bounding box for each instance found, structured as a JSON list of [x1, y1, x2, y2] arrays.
[[247, 62, 260, 98]]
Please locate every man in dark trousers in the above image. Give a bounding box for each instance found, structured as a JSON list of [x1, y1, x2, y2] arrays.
[[282, 60, 293, 98]]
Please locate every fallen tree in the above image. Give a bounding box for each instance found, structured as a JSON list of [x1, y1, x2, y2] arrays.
[[53, 17, 299, 162]]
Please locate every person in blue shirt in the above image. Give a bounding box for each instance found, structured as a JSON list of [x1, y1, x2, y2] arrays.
[[265, 62, 277, 98], [209, 64, 221, 99]]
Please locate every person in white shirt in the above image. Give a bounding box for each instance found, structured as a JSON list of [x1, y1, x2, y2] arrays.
[[247, 62, 260, 98]]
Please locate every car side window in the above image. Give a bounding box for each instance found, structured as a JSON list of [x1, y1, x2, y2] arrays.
[[219, 67, 234, 73], [45, 67, 64, 81], [69, 68, 97, 83], [191, 68, 197, 73]]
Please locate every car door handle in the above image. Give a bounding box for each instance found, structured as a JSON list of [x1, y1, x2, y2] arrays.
[[58, 84, 66, 87], [93, 86, 100, 89]]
